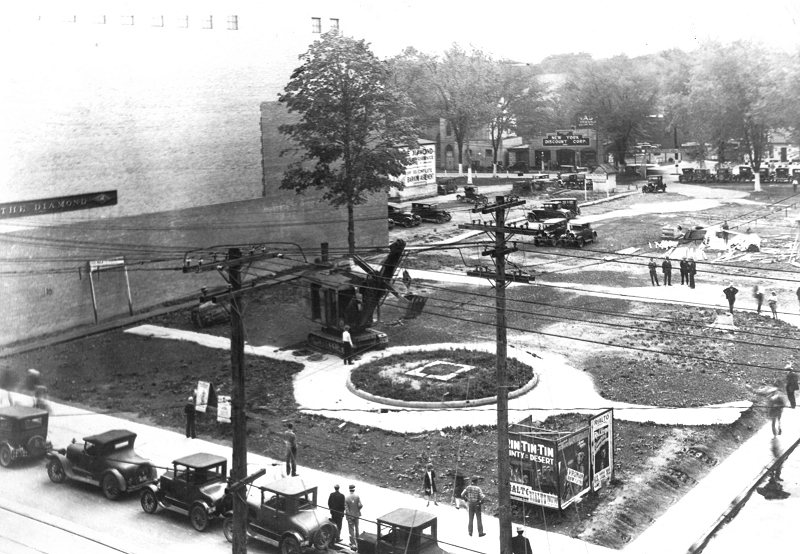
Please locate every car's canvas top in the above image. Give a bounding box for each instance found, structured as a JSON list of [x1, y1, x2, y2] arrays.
[[262, 476, 316, 496], [83, 429, 136, 445], [378, 508, 437, 529], [173, 452, 228, 469], [0, 405, 48, 419]]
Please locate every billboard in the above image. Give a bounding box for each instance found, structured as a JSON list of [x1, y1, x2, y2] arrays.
[[397, 143, 436, 187], [509, 432, 559, 509], [509, 410, 613, 510], [590, 409, 614, 491]]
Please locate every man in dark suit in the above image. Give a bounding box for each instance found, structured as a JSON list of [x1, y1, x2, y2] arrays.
[[511, 527, 532, 554], [661, 257, 672, 286], [679, 257, 688, 285], [328, 484, 346, 541], [687, 258, 697, 288]]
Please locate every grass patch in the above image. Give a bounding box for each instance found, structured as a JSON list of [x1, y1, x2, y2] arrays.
[[351, 348, 533, 402]]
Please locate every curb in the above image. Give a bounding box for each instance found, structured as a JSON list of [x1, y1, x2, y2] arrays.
[[686, 435, 800, 554]]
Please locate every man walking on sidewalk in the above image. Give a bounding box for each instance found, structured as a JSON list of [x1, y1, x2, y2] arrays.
[[328, 484, 346, 542], [284, 423, 298, 476], [184, 393, 196, 439], [345, 484, 363, 550], [461, 476, 486, 537], [786, 365, 798, 409]]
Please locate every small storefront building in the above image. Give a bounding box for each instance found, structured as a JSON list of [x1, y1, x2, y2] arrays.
[[590, 163, 617, 193]]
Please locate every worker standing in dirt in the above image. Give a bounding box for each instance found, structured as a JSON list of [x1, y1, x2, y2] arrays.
[[768, 292, 779, 319], [648, 258, 660, 286], [721, 221, 730, 244], [753, 285, 765, 314], [284, 422, 298, 476], [723, 283, 739, 314], [661, 257, 672, 286], [687, 258, 697, 289]]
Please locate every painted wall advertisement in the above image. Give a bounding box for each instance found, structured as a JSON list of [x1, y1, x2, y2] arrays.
[[509, 410, 613, 510], [399, 143, 436, 187]]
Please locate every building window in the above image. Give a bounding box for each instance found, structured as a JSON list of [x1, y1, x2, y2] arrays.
[[177, 15, 188, 28], [93, 15, 106, 24], [202, 15, 213, 29], [121, 15, 134, 26], [485, 149, 492, 157], [151, 15, 163, 27], [311, 17, 321, 33], [445, 121, 452, 137], [330, 18, 339, 31], [227, 15, 238, 30]]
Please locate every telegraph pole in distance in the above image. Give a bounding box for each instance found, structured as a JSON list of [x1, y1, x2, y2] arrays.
[[460, 195, 531, 554]]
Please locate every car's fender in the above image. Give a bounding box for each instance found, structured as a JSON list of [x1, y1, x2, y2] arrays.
[[45, 450, 69, 466], [282, 531, 305, 547], [103, 468, 126, 491]]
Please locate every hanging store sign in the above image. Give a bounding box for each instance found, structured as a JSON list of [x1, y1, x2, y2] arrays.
[[0, 190, 117, 219], [543, 134, 590, 147]]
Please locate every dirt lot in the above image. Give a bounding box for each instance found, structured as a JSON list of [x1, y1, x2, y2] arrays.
[[4, 181, 800, 549]]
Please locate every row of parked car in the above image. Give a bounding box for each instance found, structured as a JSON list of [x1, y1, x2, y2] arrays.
[[1, 407, 450, 554], [679, 166, 800, 184], [524, 198, 597, 248], [389, 203, 452, 228]]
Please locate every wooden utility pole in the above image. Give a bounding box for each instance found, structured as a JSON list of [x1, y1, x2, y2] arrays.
[[228, 247, 247, 554], [494, 199, 512, 554], [182, 244, 297, 554], [459, 195, 531, 554]]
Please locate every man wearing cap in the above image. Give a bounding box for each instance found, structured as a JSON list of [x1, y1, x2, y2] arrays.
[[328, 484, 346, 542], [461, 476, 486, 537], [511, 527, 532, 554], [345, 484, 363, 550], [184, 392, 196, 439], [661, 257, 672, 286]]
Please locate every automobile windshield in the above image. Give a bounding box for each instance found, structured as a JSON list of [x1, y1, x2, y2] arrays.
[[23, 417, 43, 429]]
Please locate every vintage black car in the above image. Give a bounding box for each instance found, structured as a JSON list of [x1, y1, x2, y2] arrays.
[[559, 220, 598, 248], [0, 406, 51, 467], [141, 452, 231, 531], [527, 205, 573, 222], [735, 166, 754, 182], [456, 186, 488, 205], [388, 205, 421, 228], [436, 179, 459, 195], [223, 476, 336, 553], [357, 508, 451, 554], [530, 218, 568, 246], [544, 198, 581, 216], [46, 429, 157, 500], [774, 167, 791, 183], [678, 168, 695, 183], [642, 176, 666, 193], [411, 203, 452, 224]]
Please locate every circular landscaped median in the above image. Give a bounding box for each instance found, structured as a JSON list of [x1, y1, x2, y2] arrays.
[[346, 348, 538, 408]]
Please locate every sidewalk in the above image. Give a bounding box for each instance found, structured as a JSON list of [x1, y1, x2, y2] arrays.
[[1, 392, 611, 554]]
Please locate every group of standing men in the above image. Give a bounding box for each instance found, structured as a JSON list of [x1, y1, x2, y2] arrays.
[[648, 257, 696, 288]]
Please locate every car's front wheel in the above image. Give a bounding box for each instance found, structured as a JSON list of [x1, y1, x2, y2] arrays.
[[281, 536, 301, 554], [223, 516, 234, 543], [101, 472, 121, 501], [435, 215, 445, 224], [403, 219, 412, 228], [0, 444, 12, 468], [47, 458, 66, 482], [141, 489, 158, 514], [445, 213, 452, 222], [313, 523, 337, 551], [578, 238, 585, 248], [190, 502, 210, 532]]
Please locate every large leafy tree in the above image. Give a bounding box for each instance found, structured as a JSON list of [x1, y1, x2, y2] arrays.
[[485, 63, 545, 171], [392, 45, 496, 167], [686, 41, 783, 189], [279, 32, 418, 254], [564, 55, 660, 167]]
